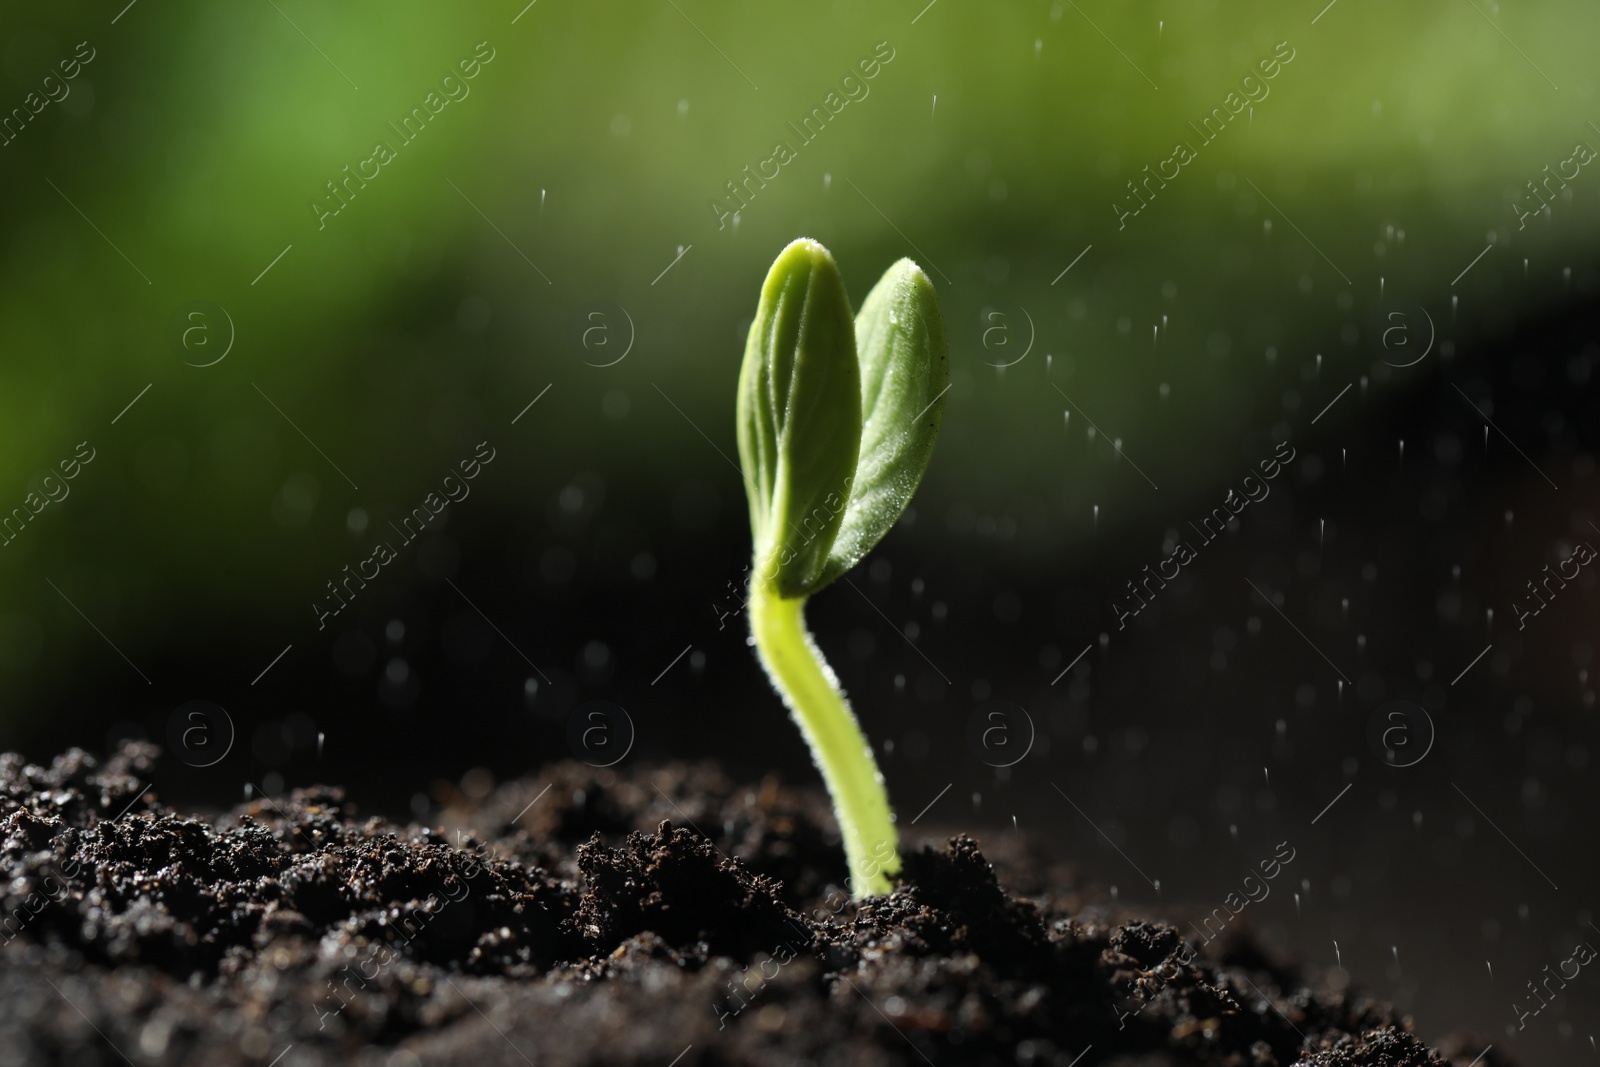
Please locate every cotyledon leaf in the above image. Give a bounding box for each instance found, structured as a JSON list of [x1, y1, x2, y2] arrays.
[[736, 238, 863, 598], [814, 258, 948, 590]]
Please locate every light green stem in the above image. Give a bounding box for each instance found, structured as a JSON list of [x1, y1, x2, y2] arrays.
[[748, 578, 899, 897]]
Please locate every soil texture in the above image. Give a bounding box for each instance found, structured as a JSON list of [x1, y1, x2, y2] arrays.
[[0, 744, 1502, 1066]]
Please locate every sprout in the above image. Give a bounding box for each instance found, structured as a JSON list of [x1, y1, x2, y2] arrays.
[[737, 238, 948, 897]]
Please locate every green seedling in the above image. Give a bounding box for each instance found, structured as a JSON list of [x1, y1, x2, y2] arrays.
[[737, 237, 948, 897]]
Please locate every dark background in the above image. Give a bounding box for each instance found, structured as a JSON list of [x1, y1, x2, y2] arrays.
[[2, 1, 1598, 1061]]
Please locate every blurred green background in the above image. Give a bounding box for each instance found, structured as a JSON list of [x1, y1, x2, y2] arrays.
[[2, 0, 1597, 718]]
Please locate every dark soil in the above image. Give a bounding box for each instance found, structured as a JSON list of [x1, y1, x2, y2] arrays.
[[0, 745, 1503, 1067]]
